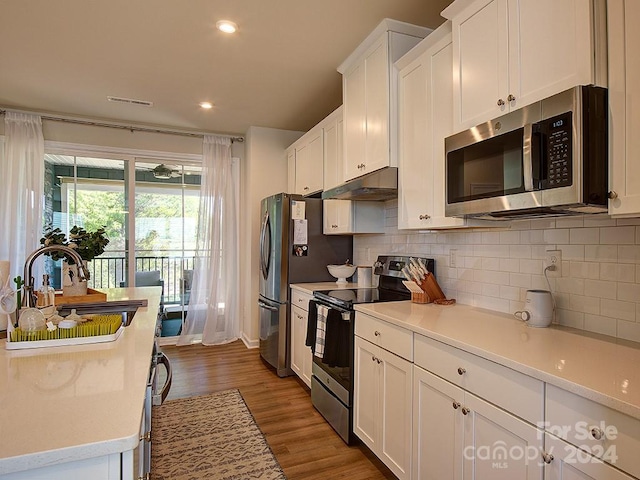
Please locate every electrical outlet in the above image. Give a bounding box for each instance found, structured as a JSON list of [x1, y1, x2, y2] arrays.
[[450, 249, 458, 268], [545, 250, 562, 277]]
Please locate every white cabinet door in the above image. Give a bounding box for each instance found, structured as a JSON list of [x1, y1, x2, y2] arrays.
[[379, 345, 413, 479], [452, 0, 509, 129], [344, 61, 367, 181], [609, 0, 640, 216], [513, 0, 594, 110], [323, 199, 352, 234], [449, 0, 596, 131], [463, 392, 543, 480], [354, 336, 380, 450], [414, 366, 464, 480], [323, 199, 385, 235], [354, 336, 412, 480], [544, 433, 636, 480], [290, 304, 311, 388], [287, 147, 296, 194], [323, 106, 344, 191], [397, 24, 469, 230], [363, 35, 390, 177], [294, 127, 323, 196]]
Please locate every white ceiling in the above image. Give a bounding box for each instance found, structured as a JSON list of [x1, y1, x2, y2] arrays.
[[0, 0, 451, 136]]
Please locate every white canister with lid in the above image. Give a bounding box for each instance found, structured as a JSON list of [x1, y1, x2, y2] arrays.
[[357, 266, 373, 288]]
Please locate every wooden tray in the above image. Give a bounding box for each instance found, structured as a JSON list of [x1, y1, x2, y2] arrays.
[[55, 288, 107, 306]]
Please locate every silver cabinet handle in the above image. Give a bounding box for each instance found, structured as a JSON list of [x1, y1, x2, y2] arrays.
[[258, 300, 278, 312], [374, 330, 381, 336], [371, 355, 376, 362], [507, 94, 516, 102], [419, 214, 430, 220], [332, 224, 338, 228], [376, 358, 382, 364], [461, 407, 470, 415], [303, 186, 309, 191], [457, 367, 466, 375], [542, 452, 554, 464], [608, 191, 618, 200], [590, 426, 604, 440], [153, 351, 173, 405], [497, 98, 505, 106], [452, 401, 461, 410], [140, 431, 151, 442]]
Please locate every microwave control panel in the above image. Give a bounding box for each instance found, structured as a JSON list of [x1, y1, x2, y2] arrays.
[[544, 112, 572, 188]]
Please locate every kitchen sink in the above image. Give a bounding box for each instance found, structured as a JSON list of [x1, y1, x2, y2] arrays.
[[56, 299, 148, 327]]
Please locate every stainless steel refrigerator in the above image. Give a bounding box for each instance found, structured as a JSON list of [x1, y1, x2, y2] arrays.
[[258, 193, 352, 377]]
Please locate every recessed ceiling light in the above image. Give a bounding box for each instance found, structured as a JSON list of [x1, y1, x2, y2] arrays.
[[216, 20, 238, 34], [199, 102, 213, 109]]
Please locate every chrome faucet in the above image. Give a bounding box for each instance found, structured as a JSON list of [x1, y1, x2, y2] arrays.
[[22, 245, 90, 308]]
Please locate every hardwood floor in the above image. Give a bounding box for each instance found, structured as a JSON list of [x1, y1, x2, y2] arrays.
[[161, 341, 396, 480]]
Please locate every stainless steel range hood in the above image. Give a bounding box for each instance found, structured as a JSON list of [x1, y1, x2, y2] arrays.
[[321, 167, 398, 201]]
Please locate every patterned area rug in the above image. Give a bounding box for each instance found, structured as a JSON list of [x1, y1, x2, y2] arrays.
[[151, 389, 287, 480]]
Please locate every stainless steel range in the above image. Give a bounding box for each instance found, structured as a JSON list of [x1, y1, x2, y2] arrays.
[[309, 255, 434, 444]]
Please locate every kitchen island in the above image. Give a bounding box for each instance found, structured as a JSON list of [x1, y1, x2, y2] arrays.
[[0, 287, 161, 479]]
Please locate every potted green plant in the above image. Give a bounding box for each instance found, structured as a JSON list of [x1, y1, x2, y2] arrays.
[[40, 226, 109, 296]]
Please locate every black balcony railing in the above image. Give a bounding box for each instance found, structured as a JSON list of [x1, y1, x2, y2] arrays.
[[88, 254, 195, 304]]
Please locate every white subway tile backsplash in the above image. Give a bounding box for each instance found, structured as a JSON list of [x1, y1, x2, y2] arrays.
[[569, 294, 600, 314], [520, 258, 543, 274], [618, 245, 640, 264], [354, 204, 640, 341], [584, 314, 617, 337], [584, 279, 617, 299], [618, 282, 640, 302], [570, 227, 599, 244], [616, 320, 640, 343], [585, 245, 617, 262], [583, 215, 616, 227], [600, 263, 635, 283], [569, 261, 600, 279], [600, 226, 635, 245], [601, 299, 636, 321], [556, 217, 584, 228], [544, 228, 570, 245]]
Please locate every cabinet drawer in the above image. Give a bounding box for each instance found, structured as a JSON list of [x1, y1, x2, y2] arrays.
[[414, 334, 543, 424], [291, 289, 313, 311], [355, 312, 413, 361], [546, 384, 640, 478]]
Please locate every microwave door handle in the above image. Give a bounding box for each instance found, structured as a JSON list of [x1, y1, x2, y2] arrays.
[[523, 123, 534, 192]]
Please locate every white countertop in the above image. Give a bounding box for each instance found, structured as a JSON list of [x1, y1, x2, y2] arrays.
[[355, 301, 640, 421], [0, 287, 161, 475]]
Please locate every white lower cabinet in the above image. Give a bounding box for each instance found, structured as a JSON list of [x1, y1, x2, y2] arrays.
[[543, 433, 635, 480], [354, 335, 412, 480], [290, 289, 313, 388], [413, 366, 543, 480]]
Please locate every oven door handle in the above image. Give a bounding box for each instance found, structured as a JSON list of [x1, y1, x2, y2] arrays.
[[153, 351, 172, 406], [258, 300, 279, 312]]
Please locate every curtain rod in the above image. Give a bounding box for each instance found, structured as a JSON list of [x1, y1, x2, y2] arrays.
[[0, 108, 244, 143]]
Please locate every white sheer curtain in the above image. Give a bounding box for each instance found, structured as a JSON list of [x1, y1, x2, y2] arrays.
[[178, 135, 239, 346], [0, 112, 45, 282]]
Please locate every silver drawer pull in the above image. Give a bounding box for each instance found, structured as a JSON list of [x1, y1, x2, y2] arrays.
[[374, 330, 381, 336], [497, 98, 505, 106], [590, 426, 604, 440], [452, 401, 461, 410], [457, 367, 466, 375], [542, 452, 554, 464], [461, 407, 470, 415]]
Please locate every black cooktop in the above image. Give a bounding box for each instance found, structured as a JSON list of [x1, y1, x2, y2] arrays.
[[313, 287, 410, 310]]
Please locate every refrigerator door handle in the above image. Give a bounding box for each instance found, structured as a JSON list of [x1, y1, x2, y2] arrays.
[[259, 211, 271, 280], [258, 300, 279, 312]]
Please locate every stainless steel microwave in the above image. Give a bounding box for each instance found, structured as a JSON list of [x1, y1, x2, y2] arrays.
[[444, 85, 608, 219]]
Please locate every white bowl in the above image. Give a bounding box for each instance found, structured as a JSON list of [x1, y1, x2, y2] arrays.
[[327, 264, 357, 285]]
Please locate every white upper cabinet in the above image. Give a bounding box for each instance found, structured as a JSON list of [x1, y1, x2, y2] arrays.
[[323, 199, 385, 235], [608, 0, 640, 216], [322, 106, 344, 191], [339, 19, 432, 182], [286, 147, 296, 194], [443, 0, 600, 131], [293, 125, 324, 196], [396, 23, 494, 230]]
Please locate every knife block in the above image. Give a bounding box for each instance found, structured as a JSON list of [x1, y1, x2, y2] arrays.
[[411, 291, 430, 304]]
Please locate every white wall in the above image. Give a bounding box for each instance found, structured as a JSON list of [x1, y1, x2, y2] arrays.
[[240, 126, 303, 347], [354, 200, 640, 343]]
